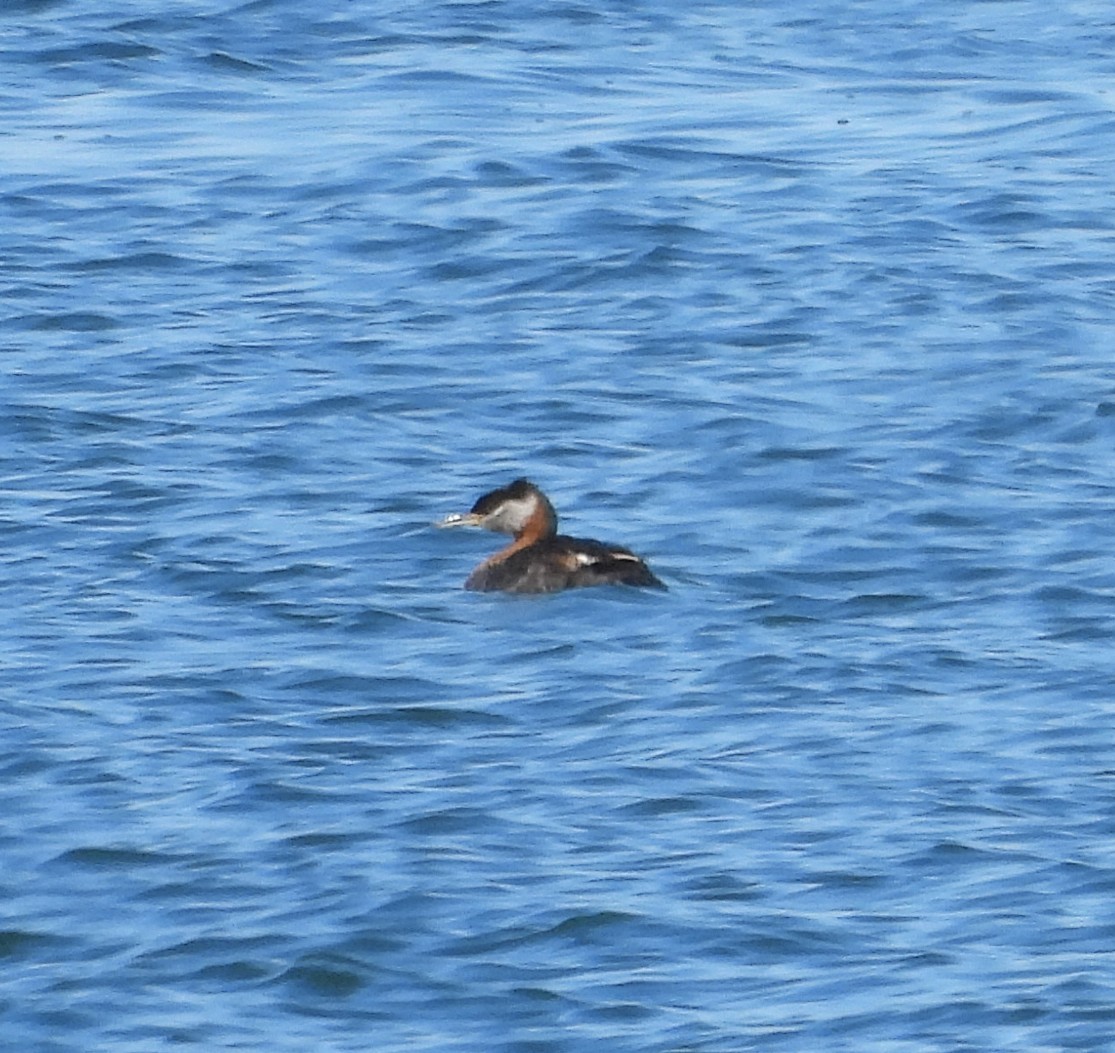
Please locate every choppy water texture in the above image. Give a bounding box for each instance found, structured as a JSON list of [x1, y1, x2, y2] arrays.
[[4, 1, 1115, 1050]]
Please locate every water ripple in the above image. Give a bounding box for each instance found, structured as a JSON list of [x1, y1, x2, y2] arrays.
[[5, 1, 1115, 1051]]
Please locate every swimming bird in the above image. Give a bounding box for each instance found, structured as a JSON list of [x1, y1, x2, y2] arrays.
[[438, 478, 665, 593]]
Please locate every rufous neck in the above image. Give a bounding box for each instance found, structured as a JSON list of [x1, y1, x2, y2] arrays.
[[515, 494, 557, 544]]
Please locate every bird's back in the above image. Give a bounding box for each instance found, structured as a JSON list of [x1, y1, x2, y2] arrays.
[[465, 534, 665, 593]]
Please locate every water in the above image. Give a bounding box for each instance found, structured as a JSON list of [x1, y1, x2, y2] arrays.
[[4, 1, 1115, 1050]]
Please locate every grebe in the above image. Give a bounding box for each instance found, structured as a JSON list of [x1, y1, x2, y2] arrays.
[[438, 479, 665, 593]]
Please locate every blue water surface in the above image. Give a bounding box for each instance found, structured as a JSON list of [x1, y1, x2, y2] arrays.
[[4, 1, 1115, 1050]]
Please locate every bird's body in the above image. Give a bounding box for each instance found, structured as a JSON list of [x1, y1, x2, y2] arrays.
[[439, 479, 665, 594]]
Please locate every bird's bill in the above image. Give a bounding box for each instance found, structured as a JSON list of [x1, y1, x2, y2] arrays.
[[436, 511, 483, 528]]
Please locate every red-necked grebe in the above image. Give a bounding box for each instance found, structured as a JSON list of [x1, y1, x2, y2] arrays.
[[438, 478, 665, 593]]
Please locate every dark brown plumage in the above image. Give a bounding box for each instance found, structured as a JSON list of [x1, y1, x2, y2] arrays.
[[438, 479, 665, 594]]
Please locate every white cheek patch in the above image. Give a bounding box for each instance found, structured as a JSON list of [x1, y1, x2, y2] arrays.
[[489, 495, 534, 531], [502, 497, 534, 521]]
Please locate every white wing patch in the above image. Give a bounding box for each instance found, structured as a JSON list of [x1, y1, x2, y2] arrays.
[[574, 549, 638, 567]]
